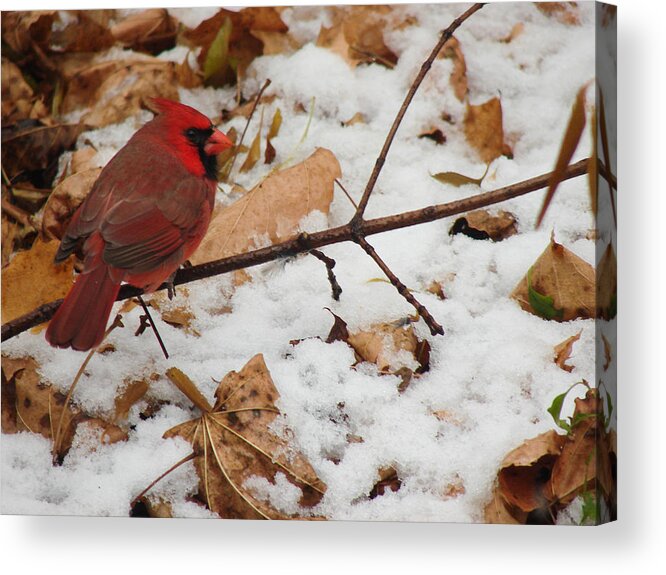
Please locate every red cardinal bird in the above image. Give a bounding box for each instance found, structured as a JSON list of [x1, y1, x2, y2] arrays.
[[46, 99, 233, 351]]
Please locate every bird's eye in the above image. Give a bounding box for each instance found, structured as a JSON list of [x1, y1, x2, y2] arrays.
[[185, 128, 197, 140]]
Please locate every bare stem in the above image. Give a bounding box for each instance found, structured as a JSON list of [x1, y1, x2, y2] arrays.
[[310, 249, 342, 301], [354, 236, 444, 336], [137, 295, 169, 360], [352, 3, 485, 221], [52, 314, 124, 463], [226, 78, 272, 180]]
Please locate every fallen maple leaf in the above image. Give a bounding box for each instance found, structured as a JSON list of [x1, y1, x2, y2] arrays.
[[163, 355, 326, 519], [510, 235, 595, 321], [191, 147, 340, 264]]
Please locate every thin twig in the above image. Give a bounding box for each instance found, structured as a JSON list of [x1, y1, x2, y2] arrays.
[[1, 197, 35, 229], [1, 158, 592, 343], [335, 178, 358, 209], [129, 453, 196, 512], [310, 249, 342, 301], [354, 236, 444, 336], [137, 295, 169, 359], [52, 314, 124, 463], [352, 3, 486, 222], [226, 78, 272, 179]]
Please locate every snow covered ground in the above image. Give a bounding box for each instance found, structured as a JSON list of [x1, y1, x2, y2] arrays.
[[1, 2, 603, 522]]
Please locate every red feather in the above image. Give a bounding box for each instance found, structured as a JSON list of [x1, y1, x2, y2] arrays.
[[46, 100, 233, 351]]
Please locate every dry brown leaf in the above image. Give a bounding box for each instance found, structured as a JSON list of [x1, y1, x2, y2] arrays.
[[511, 236, 595, 322], [464, 97, 507, 163], [484, 486, 527, 524], [536, 2, 581, 26], [1, 216, 19, 268], [438, 36, 467, 101], [343, 112, 366, 126], [1, 11, 56, 55], [602, 333, 612, 371], [1, 355, 81, 454], [432, 409, 463, 427], [536, 83, 588, 227], [442, 474, 466, 500], [1, 59, 46, 124], [317, 5, 399, 68], [164, 355, 326, 519], [369, 466, 401, 499], [553, 330, 582, 372], [548, 389, 610, 505], [191, 148, 340, 264], [114, 378, 151, 422], [175, 54, 203, 89], [1, 238, 74, 324], [41, 167, 101, 241], [251, 29, 300, 55], [347, 321, 422, 373], [500, 22, 525, 43], [83, 62, 180, 128], [186, 7, 288, 82], [68, 147, 99, 175], [1, 122, 85, 181], [50, 10, 115, 52], [497, 430, 566, 513], [449, 209, 518, 242], [596, 243, 616, 319], [111, 8, 177, 54]]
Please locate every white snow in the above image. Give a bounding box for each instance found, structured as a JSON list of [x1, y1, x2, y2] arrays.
[[1, 2, 602, 524]]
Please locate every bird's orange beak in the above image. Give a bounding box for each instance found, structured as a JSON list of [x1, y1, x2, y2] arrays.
[[204, 128, 233, 155]]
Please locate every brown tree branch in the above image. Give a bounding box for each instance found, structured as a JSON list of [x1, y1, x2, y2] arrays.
[[354, 236, 444, 335], [352, 2, 485, 222], [1, 158, 589, 343]]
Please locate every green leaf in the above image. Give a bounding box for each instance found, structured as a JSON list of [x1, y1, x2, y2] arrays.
[[203, 17, 233, 87], [579, 489, 598, 525], [527, 267, 564, 320], [547, 390, 571, 433]]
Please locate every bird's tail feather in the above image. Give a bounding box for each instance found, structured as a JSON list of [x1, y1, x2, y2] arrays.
[[46, 262, 120, 351]]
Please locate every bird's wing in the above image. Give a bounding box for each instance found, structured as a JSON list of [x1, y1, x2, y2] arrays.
[[100, 174, 212, 274]]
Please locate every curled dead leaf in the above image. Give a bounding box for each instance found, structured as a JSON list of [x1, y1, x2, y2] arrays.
[[553, 330, 582, 372], [496, 430, 566, 515], [511, 236, 595, 321], [449, 209, 518, 242]]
